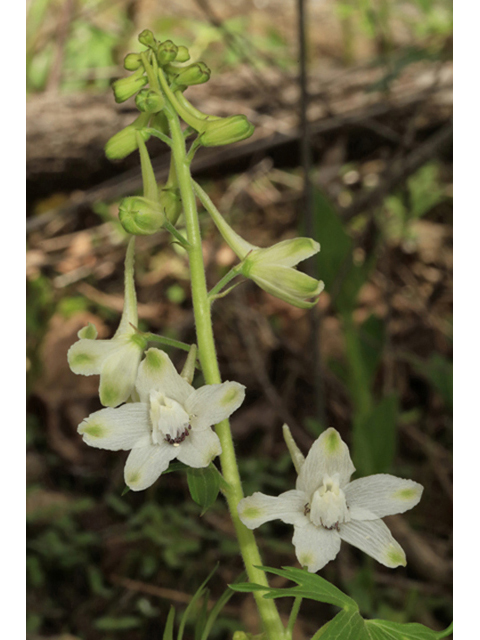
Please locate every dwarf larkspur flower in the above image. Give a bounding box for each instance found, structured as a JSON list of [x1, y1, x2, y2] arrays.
[[238, 427, 423, 572], [78, 348, 245, 491], [67, 238, 146, 407]]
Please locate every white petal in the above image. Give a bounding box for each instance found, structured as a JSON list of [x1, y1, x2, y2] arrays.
[[345, 474, 423, 520], [67, 338, 116, 376], [238, 490, 308, 529], [135, 348, 193, 404], [99, 339, 144, 407], [338, 519, 406, 568], [124, 443, 177, 491], [185, 381, 246, 430], [253, 238, 320, 268], [176, 428, 222, 468], [292, 522, 341, 572], [78, 404, 151, 450], [297, 428, 355, 497]]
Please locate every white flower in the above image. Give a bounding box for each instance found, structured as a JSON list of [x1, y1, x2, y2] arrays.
[[238, 427, 423, 572], [78, 348, 245, 491], [68, 238, 146, 407]]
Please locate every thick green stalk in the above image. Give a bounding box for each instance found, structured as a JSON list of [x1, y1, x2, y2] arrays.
[[163, 93, 285, 640]]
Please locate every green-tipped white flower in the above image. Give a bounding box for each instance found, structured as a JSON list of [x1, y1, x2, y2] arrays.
[[238, 427, 423, 573], [78, 348, 246, 491], [68, 239, 146, 408], [241, 237, 324, 309], [194, 182, 323, 308]]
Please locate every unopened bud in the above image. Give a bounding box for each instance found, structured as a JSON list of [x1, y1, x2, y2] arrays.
[[200, 115, 255, 147], [124, 53, 143, 71], [112, 69, 147, 103], [157, 40, 178, 65], [159, 187, 182, 225], [118, 197, 165, 235], [138, 29, 157, 49], [135, 88, 165, 113], [105, 113, 151, 160], [174, 62, 211, 87], [175, 46, 190, 63]]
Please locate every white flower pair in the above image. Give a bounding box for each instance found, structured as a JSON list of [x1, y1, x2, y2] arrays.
[[68, 238, 245, 491]]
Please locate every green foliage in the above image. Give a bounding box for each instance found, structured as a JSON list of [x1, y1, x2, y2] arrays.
[[353, 394, 399, 476], [314, 189, 377, 313], [231, 566, 452, 640], [231, 566, 357, 611], [412, 353, 453, 412], [187, 464, 221, 515], [163, 606, 176, 640]]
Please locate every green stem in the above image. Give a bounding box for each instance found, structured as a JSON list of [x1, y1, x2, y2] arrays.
[[208, 264, 242, 301], [163, 96, 285, 640], [286, 596, 302, 639]]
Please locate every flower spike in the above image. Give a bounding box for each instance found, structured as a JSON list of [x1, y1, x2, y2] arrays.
[[238, 427, 423, 572], [68, 238, 147, 407]]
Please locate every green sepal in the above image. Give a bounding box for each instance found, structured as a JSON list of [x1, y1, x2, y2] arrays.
[[175, 45, 190, 62], [112, 68, 148, 103], [199, 115, 255, 147], [138, 29, 157, 50], [118, 196, 165, 235], [135, 88, 165, 113], [157, 40, 178, 65], [159, 187, 182, 224], [105, 113, 151, 160], [186, 464, 221, 515], [172, 62, 211, 88], [124, 53, 143, 71]]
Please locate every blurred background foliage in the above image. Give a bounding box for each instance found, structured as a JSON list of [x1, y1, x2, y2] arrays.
[[26, 1, 452, 639]]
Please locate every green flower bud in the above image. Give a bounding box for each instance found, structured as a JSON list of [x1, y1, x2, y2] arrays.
[[159, 187, 182, 225], [199, 115, 255, 147], [118, 197, 165, 235], [105, 113, 151, 160], [112, 69, 147, 103], [174, 62, 211, 87], [175, 45, 190, 63], [157, 40, 178, 65], [135, 88, 165, 113], [138, 29, 157, 49], [124, 53, 143, 71]]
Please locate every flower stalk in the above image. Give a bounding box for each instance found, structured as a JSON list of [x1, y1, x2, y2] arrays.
[[160, 73, 286, 639]]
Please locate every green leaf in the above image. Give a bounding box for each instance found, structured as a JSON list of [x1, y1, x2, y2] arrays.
[[194, 588, 210, 640], [313, 188, 377, 312], [187, 464, 221, 515], [311, 610, 367, 640], [95, 616, 141, 630], [200, 572, 246, 640], [353, 394, 398, 476], [365, 619, 453, 640], [413, 353, 453, 413], [178, 564, 218, 640], [357, 314, 386, 386], [163, 606, 175, 640], [230, 566, 358, 611]]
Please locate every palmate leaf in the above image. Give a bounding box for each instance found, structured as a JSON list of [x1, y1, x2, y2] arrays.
[[312, 612, 453, 640], [229, 565, 357, 611]]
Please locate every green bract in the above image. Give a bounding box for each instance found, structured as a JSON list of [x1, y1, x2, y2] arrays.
[[118, 196, 165, 235]]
